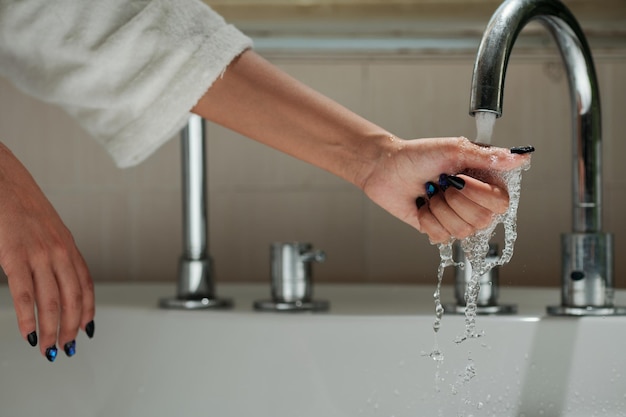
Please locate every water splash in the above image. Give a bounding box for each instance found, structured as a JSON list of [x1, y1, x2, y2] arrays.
[[429, 110, 530, 351], [433, 242, 456, 334]]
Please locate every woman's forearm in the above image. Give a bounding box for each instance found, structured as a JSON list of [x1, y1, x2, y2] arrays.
[[191, 49, 391, 188]]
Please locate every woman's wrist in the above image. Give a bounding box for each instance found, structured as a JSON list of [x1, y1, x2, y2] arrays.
[[343, 132, 402, 190]]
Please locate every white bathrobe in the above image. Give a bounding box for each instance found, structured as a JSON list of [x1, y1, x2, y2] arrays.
[[0, 0, 252, 167]]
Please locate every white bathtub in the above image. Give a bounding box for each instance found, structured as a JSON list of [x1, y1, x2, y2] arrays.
[[1, 283, 625, 417]]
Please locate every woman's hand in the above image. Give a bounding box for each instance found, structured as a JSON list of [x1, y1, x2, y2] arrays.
[[359, 136, 533, 243], [0, 143, 94, 362]]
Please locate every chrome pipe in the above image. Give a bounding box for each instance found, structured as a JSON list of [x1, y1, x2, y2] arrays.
[[181, 114, 208, 260], [160, 114, 232, 310], [469, 0, 601, 233]]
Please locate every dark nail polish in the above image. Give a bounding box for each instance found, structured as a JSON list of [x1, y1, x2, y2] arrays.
[[446, 175, 466, 190], [425, 182, 438, 198], [510, 145, 535, 154], [27, 331, 38, 347], [45, 345, 58, 363], [415, 196, 426, 209], [64, 340, 76, 357], [438, 174, 450, 191], [85, 320, 95, 339]]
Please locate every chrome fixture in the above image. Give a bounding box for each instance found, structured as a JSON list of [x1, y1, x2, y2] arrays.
[[444, 242, 517, 315], [470, 0, 624, 315], [160, 115, 232, 310], [254, 242, 328, 312]]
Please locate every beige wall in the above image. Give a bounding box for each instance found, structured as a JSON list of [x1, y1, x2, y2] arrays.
[[0, 9, 624, 288]]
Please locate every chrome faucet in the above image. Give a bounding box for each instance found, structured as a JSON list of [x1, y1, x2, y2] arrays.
[[469, 0, 624, 315], [160, 114, 232, 310]]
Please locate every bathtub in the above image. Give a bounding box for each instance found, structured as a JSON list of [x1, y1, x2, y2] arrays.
[[1, 283, 625, 417]]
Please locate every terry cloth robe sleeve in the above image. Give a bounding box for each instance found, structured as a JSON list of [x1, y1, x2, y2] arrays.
[[0, 0, 252, 168]]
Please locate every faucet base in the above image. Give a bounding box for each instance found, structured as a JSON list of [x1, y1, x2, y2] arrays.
[[253, 299, 329, 312], [547, 305, 626, 316], [159, 258, 233, 310], [443, 303, 517, 315], [159, 297, 233, 310]]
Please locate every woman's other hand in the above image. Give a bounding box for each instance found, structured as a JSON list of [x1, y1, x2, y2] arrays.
[[0, 143, 95, 361]]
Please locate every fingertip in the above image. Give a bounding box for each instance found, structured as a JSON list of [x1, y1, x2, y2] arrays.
[[44, 345, 58, 363], [85, 320, 95, 339], [64, 340, 77, 357], [462, 141, 533, 172], [27, 331, 38, 347], [510, 145, 535, 154]]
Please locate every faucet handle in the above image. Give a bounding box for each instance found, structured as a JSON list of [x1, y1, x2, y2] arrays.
[[253, 242, 329, 312], [300, 249, 326, 264], [443, 241, 517, 315]]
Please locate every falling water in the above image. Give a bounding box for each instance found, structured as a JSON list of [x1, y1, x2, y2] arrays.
[[428, 110, 530, 357], [474, 112, 497, 144]]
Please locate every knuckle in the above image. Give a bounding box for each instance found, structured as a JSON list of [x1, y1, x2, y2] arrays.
[[15, 290, 34, 306], [82, 276, 95, 294], [41, 298, 60, 314], [51, 243, 73, 263], [62, 290, 83, 313]]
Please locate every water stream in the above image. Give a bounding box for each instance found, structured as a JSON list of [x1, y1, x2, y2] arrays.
[[428, 112, 531, 399]]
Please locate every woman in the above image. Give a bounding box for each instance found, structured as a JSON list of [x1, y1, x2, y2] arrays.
[[0, 0, 532, 361]]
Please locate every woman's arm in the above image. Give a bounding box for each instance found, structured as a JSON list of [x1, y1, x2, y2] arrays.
[[192, 50, 532, 243]]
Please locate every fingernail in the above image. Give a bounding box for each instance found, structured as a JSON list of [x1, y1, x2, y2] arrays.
[[85, 320, 95, 339], [45, 345, 58, 363], [415, 196, 426, 209], [510, 145, 535, 154], [446, 175, 466, 190], [27, 331, 38, 347], [438, 174, 450, 191], [425, 182, 438, 198], [64, 340, 76, 357]]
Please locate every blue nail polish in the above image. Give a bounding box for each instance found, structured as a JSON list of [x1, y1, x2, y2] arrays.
[[45, 345, 58, 363], [64, 340, 76, 357], [27, 331, 38, 347], [425, 182, 438, 198], [438, 174, 450, 191], [415, 196, 426, 209]]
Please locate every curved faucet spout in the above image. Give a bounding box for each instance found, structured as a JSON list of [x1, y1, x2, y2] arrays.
[[469, 0, 602, 234]]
